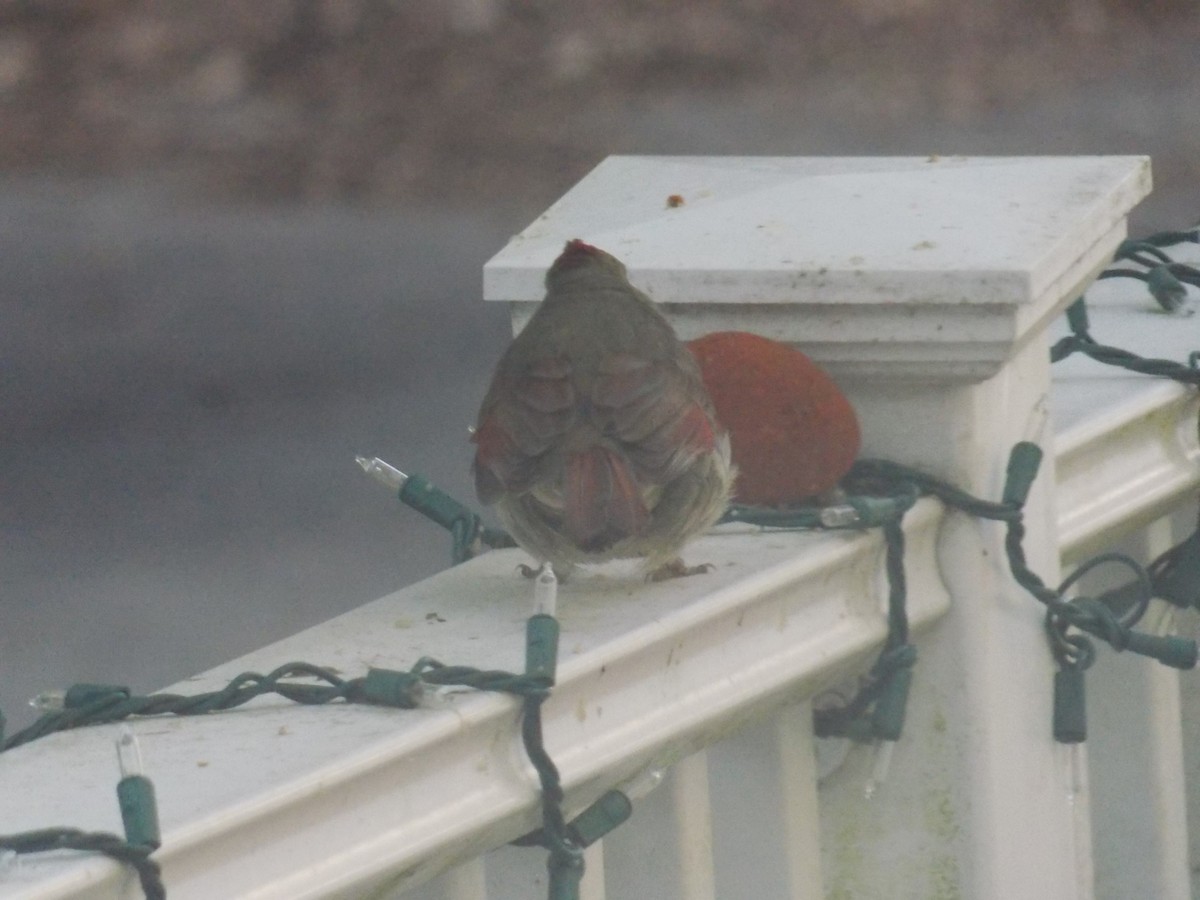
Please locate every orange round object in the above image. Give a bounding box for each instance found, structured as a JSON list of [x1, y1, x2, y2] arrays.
[[688, 331, 860, 506]]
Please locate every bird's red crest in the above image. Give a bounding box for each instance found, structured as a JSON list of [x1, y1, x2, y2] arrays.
[[549, 239, 604, 274]]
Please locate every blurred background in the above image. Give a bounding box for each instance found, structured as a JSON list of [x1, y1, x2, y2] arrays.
[[3, 0, 1199, 729]]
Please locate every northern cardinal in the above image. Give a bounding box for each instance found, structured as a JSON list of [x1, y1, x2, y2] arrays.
[[472, 239, 734, 580]]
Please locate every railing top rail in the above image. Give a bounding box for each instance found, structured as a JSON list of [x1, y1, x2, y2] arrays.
[[0, 504, 948, 899]]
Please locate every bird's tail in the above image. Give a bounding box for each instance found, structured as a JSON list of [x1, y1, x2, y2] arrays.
[[564, 446, 649, 552]]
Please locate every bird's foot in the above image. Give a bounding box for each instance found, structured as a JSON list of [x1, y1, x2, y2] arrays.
[[646, 558, 714, 582], [518, 562, 570, 583]]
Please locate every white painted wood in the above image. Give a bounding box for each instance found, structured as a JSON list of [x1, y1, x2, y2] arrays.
[[706, 705, 823, 899], [477, 844, 544, 900], [1049, 240, 1200, 899], [1052, 262, 1200, 560], [484, 155, 1150, 381], [578, 841, 605, 900], [427, 860, 486, 900], [775, 704, 823, 900], [601, 751, 715, 900], [1177, 541, 1200, 900], [1086, 518, 1192, 900], [670, 753, 716, 900], [0, 506, 948, 900], [821, 336, 1093, 900]]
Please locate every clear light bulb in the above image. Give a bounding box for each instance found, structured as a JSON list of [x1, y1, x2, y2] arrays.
[[534, 563, 558, 616], [620, 767, 665, 802], [116, 725, 144, 777], [820, 505, 859, 528], [863, 740, 895, 800], [28, 689, 65, 712], [1064, 741, 1086, 806], [355, 455, 408, 491]]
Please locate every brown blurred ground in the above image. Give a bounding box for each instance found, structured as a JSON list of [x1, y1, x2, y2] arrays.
[[1, 0, 1198, 221]]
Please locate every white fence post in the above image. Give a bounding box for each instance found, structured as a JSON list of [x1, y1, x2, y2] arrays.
[[820, 334, 1089, 899], [485, 154, 1152, 899]]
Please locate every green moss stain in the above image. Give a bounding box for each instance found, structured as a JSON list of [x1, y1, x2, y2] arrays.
[[924, 787, 961, 842], [923, 788, 963, 899]]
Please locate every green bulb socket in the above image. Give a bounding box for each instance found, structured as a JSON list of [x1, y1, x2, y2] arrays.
[[117, 775, 161, 849], [1002, 442, 1043, 507], [400, 474, 478, 534], [568, 790, 633, 847], [1053, 667, 1087, 744], [1152, 532, 1200, 608], [871, 666, 914, 742], [1147, 266, 1189, 312], [847, 495, 913, 527], [64, 683, 131, 709], [1123, 632, 1198, 670], [361, 668, 423, 708], [526, 614, 560, 683]]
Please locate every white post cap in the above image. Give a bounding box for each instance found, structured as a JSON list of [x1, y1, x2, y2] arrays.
[[484, 155, 1150, 382]]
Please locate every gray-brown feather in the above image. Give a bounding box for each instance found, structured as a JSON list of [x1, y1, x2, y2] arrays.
[[473, 245, 734, 574]]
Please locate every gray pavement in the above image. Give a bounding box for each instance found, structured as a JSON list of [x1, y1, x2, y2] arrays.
[[1, 178, 515, 729]]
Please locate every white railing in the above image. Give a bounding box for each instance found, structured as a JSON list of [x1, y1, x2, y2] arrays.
[[0, 502, 951, 900], [3, 156, 1198, 900]]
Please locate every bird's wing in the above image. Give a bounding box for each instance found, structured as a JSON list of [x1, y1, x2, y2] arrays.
[[472, 354, 575, 505], [592, 351, 718, 484]]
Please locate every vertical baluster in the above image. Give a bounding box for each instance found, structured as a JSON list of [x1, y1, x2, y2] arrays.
[[776, 703, 823, 898], [1087, 514, 1191, 900], [578, 839, 606, 900], [708, 707, 821, 898], [440, 858, 487, 900], [602, 750, 716, 900], [402, 857, 486, 900], [672, 752, 717, 900], [1179, 511, 1200, 898]]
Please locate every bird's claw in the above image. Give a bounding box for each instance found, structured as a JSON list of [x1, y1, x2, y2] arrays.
[[646, 559, 715, 582], [518, 562, 570, 583]]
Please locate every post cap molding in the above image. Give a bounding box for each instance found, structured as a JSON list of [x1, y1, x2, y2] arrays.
[[484, 155, 1151, 382]]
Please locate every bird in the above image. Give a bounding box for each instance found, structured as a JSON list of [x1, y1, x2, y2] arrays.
[[471, 239, 734, 581]]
